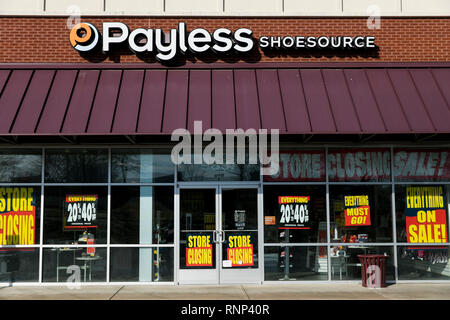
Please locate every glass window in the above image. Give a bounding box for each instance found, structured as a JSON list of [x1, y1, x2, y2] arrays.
[[178, 163, 260, 182], [0, 248, 39, 283], [264, 150, 325, 182], [111, 149, 174, 183], [43, 186, 107, 244], [394, 148, 450, 182], [0, 186, 41, 245], [395, 184, 449, 244], [110, 247, 173, 282], [0, 149, 41, 183], [398, 246, 450, 280], [264, 186, 327, 243], [264, 246, 328, 281], [45, 149, 108, 183], [328, 148, 391, 182], [330, 185, 393, 243], [110, 186, 174, 244], [43, 247, 106, 283], [329, 246, 394, 281]]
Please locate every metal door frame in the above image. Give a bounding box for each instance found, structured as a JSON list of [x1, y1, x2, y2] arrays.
[[219, 184, 263, 284], [176, 185, 220, 284], [175, 182, 263, 285]]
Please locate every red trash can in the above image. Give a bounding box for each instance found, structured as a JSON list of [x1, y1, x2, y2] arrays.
[[358, 254, 388, 288]]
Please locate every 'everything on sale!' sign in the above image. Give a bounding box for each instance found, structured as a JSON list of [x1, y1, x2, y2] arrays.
[[406, 186, 448, 243], [226, 234, 254, 267], [344, 195, 371, 226], [0, 187, 36, 245], [278, 196, 310, 229], [64, 195, 98, 230], [186, 233, 213, 267]]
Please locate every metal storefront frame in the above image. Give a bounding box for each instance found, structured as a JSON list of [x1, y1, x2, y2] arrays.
[[0, 143, 448, 285]]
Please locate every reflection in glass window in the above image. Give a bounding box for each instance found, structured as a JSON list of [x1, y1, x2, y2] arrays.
[[43, 247, 106, 283], [330, 185, 393, 243], [264, 186, 327, 243], [45, 149, 108, 183], [395, 185, 449, 244], [398, 246, 450, 280], [0, 248, 39, 283], [264, 246, 328, 281], [0, 149, 41, 183], [222, 189, 259, 269], [110, 186, 174, 244], [43, 186, 107, 244], [177, 151, 259, 182], [111, 149, 174, 183], [110, 247, 173, 282]]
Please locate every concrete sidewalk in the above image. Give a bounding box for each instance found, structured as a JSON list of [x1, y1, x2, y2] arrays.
[[0, 283, 450, 300]]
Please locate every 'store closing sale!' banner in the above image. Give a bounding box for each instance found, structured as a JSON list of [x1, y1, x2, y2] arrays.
[[406, 186, 448, 243], [0, 187, 36, 245]]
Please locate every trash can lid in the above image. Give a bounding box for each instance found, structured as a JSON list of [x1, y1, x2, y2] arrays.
[[357, 254, 389, 258]]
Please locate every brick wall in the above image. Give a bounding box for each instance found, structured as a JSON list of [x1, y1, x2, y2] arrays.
[[0, 17, 449, 63]]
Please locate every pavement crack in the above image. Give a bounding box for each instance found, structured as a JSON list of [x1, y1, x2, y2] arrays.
[[240, 286, 251, 300], [109, 285, 124, 300]]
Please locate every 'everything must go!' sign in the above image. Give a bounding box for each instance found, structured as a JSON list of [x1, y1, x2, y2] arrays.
[[406, 186, 448, 243], [344, 195, 371, 227]]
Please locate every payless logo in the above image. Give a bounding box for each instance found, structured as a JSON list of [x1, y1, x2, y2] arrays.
[[69, 22, 254, 61], [70, 23, 100, 52]]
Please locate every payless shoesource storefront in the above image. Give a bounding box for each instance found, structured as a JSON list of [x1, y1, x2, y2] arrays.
[[0, 16, 449, 285]]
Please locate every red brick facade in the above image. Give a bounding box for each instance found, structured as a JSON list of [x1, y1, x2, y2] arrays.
[[0, 17, 449, 63]]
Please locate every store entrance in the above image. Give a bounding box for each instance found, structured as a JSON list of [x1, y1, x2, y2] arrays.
[[177, 186, 262, 284]]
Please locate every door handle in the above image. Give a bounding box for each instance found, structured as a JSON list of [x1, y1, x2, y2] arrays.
[[212, 230, 217, 243], [220, 230, 225, 243]]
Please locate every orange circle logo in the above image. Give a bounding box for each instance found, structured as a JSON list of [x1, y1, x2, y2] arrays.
[[69, 23, 99, 52]]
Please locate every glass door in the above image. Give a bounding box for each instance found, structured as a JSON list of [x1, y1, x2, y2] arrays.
[[177, 186, 262, 284], [178, 188, 219, 284]]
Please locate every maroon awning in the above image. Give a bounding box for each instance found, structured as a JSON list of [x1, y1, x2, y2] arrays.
[[0, 63, 449, 136]]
